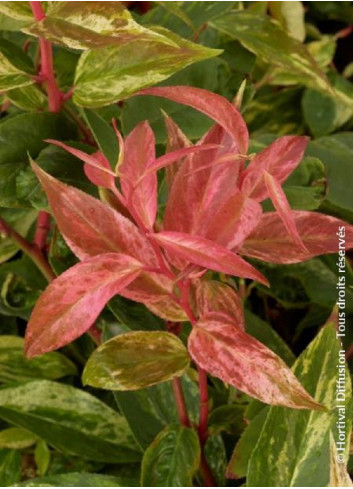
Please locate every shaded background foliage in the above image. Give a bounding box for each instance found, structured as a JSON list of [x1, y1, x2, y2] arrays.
[[0, 1, 352, 486]]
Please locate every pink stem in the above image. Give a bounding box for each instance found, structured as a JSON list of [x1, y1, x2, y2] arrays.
[[30, 1, 62, 113], [34, 211, 51, 251]]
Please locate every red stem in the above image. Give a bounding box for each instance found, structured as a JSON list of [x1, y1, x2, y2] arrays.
[[30, 1, 62, 112], [34, 211, 51, 251], [198, 368, 209, 446], [171, 378, 191, 427]]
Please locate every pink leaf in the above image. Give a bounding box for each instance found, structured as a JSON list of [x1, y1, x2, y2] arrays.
[[240, 211, 353, 263], [241, 136, 309, 201], [164, 125, 242, 239], [138, 86, 249, 154], [119, 121, 157, 229], [201, 191, 263, 250], [163, 111, 191, 189], [84, 151, 116, 189], [264, 171, 307, 253], [195, 280, 244, 329], [45, 139, 116, 182], [188, 317, 324, 410], [31, 162, 157, 266], [25, 253, 143, 357], [150, 231, 269, 286]]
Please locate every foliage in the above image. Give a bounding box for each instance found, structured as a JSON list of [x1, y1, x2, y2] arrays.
[[0, 1, 352, 487]]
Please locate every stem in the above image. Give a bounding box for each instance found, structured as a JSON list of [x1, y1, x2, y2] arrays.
[[200, 453, 217, 487], [171, 378, 191, 427], [0, 217, 55, 283], [34, 211, 51, 251], [30, 1, 62, 112], [198, 368, 209, 446]]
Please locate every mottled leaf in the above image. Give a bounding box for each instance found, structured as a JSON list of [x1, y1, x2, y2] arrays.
[[14, 472, 138, 487], [151, 231, 269, 285], [241, 211, 353, 264], [25, 253, 143, 357], [188, 317, 323, 410], [83, 331, 189, 390], [0, 380, 140, 463], [0, 427, 37, 450], [141, 425, 200, 487]]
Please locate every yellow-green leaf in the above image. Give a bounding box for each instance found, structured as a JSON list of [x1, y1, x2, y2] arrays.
[[83, 331, 190, 391], [0, 427, 38, 450]]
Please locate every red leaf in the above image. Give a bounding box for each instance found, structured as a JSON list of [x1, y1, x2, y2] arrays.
[[138, 86, 249, 154], [31, 162, 157, 266], [188, 318, 324, 410], [45, 139, 116, 186], [151, 231, 269, 286], [84, 151, 116, 189], [264, 171, 307, 252], [201, 191, 262, 250], [25, 254, 143, 357], [163, 111, 191, 189], [241, 136, 309, 201], [195, 280, 244, 329], [240, 211, 353, 263], [119, 121, 157, 229], [163, 125, 242, 239]]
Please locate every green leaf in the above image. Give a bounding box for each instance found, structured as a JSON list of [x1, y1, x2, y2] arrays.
[[227, 408, 269, 479], [81, 109, 119, 167], [208, 404, 247, 437], [0, 208, 37, 264], [0, 335, 77, 383], [114, 375, 199, 450], [83, 331, 190, 391], [0, 380, 141, 463], [0, 112, 75, 207], [302, 88, 352, 138], [73, 27, 221, 107], [141, 425, 200, 486], [16, 143, 97, 209], [0, 448, 21, 486], [14, 472, 138, 487], [0, 427, 37, 450], [211, 11, 331, 94], [204, 435, 227, 487], [307, 133, 353, 215], [0, 2, 35, 22], [269, 1, 305, 41], [247, 323, 352, 486], [6, 84, 47, 111], [25, 1, 176, 50], [0, 37, 34, 91], [245, 310, 296, 366], [34, 440, 50, 477], [107, 296, 164, 332]]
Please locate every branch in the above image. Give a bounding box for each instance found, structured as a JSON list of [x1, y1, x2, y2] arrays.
[[33, 210, 51, 251]]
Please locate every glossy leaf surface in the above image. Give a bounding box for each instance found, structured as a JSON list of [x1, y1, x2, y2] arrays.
[[83, 331, 190, 390]]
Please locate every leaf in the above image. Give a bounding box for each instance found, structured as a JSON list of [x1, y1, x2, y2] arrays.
[[264, 171, 307, 252], [0, 113, 75, 207], [241, 135, 309, 201], [211, 11, 332, 95], [6, 84, 47, 111], [188, 317, 323, 410], [120, 121, 157, 229], [14, 472, 139, 487], [25, 253, 143, 357], [269, 1, 305, 41], [0, 449, 21, 486], [0, 427, 37, 450], [30, 162, 156, 264], [195, 279, 244, 328], [241, 211, 353, 264], [151, 231, 269, 285], [73, 28, 220, 107], [204, 435, 228, 486], [0, 208, 37, 264], [141, 425, 200, 487], [138, 85, 249, 153], [82, 109, 119, 166], [83, 331, 189, 391], [34, 440, 50, 477], [0, 380, 140, 463], [0, 2, 34, 21], [247, 323, 352, 486], [330, 433, 353, 487], [0, 335, 77, 383], [0, 38, 34, 91]]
